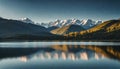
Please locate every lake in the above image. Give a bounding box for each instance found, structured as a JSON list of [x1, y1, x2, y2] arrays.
[[0, 41, 120, 69]]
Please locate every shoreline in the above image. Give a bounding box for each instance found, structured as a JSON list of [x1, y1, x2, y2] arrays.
[[0, 39, 120, 42]]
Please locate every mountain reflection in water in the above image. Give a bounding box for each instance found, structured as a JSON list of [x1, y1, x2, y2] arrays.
[[0, 45, 120, 61], [19, 49, 104, 62], [0, 44, 120, 69]]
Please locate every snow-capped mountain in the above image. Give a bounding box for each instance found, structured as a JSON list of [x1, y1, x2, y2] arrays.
[[80, 19, 96, 29], [18, 18, 102, 29], [41, 19, 102, 29], [19, 18, 34, 24]]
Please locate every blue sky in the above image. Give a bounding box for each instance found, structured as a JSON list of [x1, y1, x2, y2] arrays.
[[0, 0, 120, 23]]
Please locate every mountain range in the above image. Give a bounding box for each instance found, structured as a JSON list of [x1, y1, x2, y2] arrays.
[[18, 18, 103, 30], [41, 19, 102, 29], [0, 17, 120, 40]]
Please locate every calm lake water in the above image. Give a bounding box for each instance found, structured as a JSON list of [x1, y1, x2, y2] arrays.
[[0, 41, 120, 69]]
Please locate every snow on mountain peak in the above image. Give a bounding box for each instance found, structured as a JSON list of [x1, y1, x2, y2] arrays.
[[21, 18, 29, 20], [40, 19, 103, 29], [39, 19, 103, 29], [19, 18, 34, 24]]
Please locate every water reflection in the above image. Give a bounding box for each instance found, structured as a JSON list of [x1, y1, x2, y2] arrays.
[[0, 45, 118, 61], [19, 52, 104, 62], [0, 43, 120, 69]]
